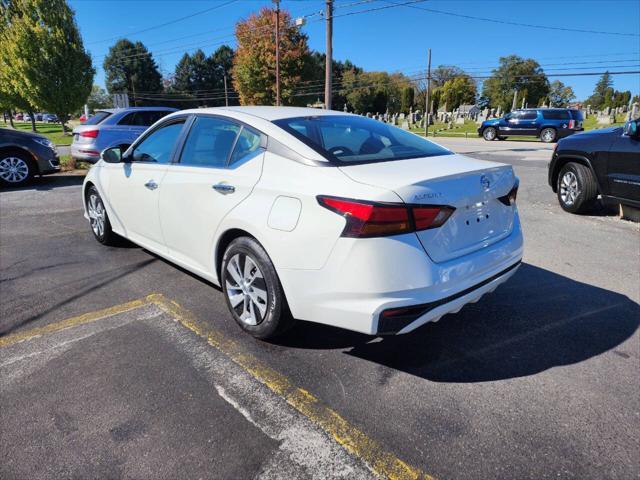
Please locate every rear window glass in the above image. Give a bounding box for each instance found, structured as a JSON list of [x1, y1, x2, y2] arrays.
[[273, 115, 451, 164], [83, 111, 111, 125], [569, 110, 584, 121], [119, 111, 174, 126], [541, 110, 571, 120]]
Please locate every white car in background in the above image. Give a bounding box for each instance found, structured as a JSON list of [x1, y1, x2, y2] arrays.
[[82, 107, 523, 339]]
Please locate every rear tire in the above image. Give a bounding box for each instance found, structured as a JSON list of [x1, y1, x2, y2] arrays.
[[221, 237, 294, 339], [483, 127, 497, 141], [540, 127, 557, 143], [0, 150, 35, 187], [557, 162, 598, 214], [86, 186, 119, 245]]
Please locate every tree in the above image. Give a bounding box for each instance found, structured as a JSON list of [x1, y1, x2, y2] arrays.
[[103, 39, 163, 106], [86, 85, 111, 111], [233, 7, 313, 105], [431, 65, 465, 88], [168, 46, 237, 108], [340, 70, 411, 114], [0, 0, 94, 131], [585, 72, 612, 108], [440, 76, 477, 110], [547, 80, 575, 107], [481, 55, 549, 111], [400, 86, 414, 113]]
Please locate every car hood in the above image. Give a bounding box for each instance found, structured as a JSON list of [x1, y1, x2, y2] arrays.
[[482, 119, 500, 126], [572, 126, 621, 137], [0, 127, 48, 141]]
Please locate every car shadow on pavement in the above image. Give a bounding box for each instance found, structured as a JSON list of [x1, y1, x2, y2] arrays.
[[274, 263, 639, 382], [0, 173, 85, 192]]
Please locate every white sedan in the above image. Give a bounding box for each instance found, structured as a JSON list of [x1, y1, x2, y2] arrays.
[[83, 107, 523, 339]]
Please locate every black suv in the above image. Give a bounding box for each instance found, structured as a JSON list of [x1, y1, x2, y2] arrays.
[[0, 128, 61, 187], [479, 108, 584, 143], [548, 118, 640, 213]]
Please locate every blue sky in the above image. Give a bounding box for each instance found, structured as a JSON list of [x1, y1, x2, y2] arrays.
[[69, 0, 640, 100]]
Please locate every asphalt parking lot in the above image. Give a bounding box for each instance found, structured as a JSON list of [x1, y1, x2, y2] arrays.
[[1, 139, 639, 480]]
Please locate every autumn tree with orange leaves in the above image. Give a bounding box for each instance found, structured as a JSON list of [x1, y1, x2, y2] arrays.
[[233, 7, 314, 106]]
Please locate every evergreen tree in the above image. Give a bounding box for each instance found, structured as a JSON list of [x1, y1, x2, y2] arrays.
[[103, 39, 163, 106]]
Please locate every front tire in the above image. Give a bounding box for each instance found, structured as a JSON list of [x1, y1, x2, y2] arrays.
[[86, 186, 118, 245], [540, 127, 557, 143], [221, 237, 294, 339], [483, 127, 497, 141], [0, 151, 34, 187], [557, 162, 598, 214]]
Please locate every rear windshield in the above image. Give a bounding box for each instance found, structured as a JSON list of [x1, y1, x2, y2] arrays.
[[83, 111, 112, 125], [569, 109, 584, 121], [273, 115, 452, 164], [541, 110, 571, 120]]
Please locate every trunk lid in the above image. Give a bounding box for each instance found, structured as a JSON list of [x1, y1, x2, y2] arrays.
[[339, 154, 517, 263]]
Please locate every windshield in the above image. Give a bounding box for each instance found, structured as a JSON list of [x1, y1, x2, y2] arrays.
[[83, 111, 111, 125], [273, 115, 452, 164]]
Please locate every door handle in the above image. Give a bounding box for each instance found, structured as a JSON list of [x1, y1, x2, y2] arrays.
[[144, 180, 158, 190], [212, 183, 235, 194]]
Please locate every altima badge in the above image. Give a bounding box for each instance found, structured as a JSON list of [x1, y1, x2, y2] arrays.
[[481, 175, 491, 191]]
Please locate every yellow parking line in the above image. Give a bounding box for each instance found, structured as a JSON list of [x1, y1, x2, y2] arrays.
[[0, 297, 148, 348], [147, 294, 435, 480], [1, 293, 435, 480]]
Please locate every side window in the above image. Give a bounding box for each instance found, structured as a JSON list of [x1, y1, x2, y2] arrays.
[[229, 127, 263, 165], [521, 111, 537, 120], [179, 116, 240, 168], [118, 113, 136, 126], [131, 121, 185, 163]]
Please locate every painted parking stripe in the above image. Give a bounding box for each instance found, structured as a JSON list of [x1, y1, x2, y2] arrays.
[[1, 293, 435, 480]]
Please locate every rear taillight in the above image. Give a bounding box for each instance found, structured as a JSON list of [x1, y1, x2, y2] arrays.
[[568, 119, 576, 129], [79, 129, 99, 138], [317, 196, 454, 238], [498, 182, 519, 206]]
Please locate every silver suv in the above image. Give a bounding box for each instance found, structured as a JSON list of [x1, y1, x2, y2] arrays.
[[71, 107, 177, 163]]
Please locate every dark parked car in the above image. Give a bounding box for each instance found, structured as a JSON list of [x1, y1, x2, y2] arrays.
[[478, 108, 584, 143], [548, 118, 640, 213], [0, 128, 60, 187]]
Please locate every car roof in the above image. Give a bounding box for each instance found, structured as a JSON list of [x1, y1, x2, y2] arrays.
[[178, 106, 353, 121], [96, 107, 179, 113]]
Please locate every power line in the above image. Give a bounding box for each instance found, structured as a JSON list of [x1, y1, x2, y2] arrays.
[[87, 0, 240, 45], [382, 0, 640, 37]]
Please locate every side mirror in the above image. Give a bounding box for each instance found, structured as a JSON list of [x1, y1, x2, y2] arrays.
[[505, 114, 512, 121], [623, 120, 638, 138], [101, 146, 122, 163]]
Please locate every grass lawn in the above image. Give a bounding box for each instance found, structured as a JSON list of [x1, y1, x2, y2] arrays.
[[0, 121, 74, 145]]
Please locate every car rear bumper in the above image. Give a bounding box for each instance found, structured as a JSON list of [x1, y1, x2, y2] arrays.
[[278, 212, 524, 335], [71, 143, 101, 163]]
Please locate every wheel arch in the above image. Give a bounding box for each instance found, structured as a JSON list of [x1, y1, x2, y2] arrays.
[[214, 228, 258, 282], [551, 155, 601, 193]]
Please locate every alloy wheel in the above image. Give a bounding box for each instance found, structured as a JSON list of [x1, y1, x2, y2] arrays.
[[560, 171, 579, 206], [87, 194, 106, 238], [484, 128, 496, 140], [541, 129, 555, 142], [0, 157, 29, 183], [225, 253, 268, 326]]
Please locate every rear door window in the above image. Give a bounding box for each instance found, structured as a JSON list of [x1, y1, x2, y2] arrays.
[[542, 110, 571, 120], [179, 116, 241, 168], [229, 127, 263, 166], [521, 111, 538, 120]]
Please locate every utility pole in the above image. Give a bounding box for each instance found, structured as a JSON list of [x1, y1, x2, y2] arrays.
[[512, 89, 518, 111], [275, 0, 281, 106], [325, 0, 333, 110], [424, 48, 431, 138], [224, 75, 229, 107]]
